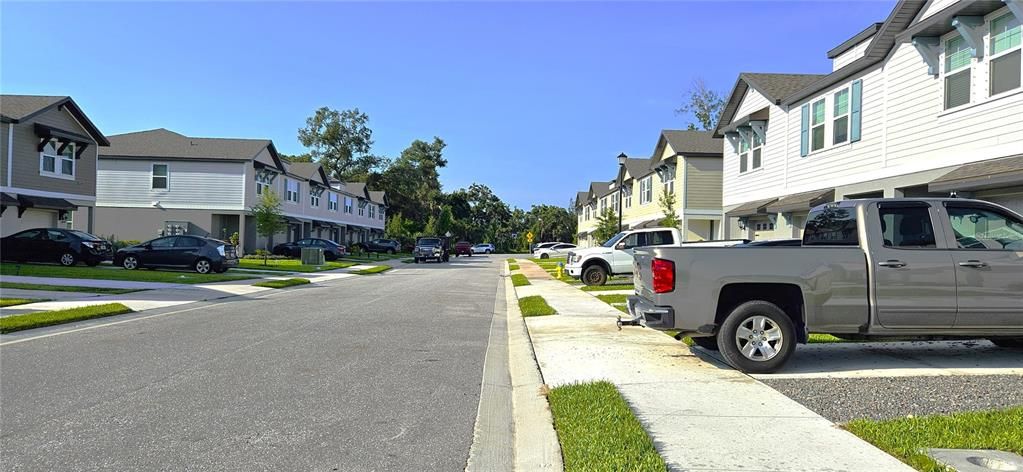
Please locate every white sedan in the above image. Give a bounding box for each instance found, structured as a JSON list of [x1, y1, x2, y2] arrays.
[[471, 243, 495, 254], [533, 243, 576, 259]]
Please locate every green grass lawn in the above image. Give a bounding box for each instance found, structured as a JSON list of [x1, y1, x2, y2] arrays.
[[511, 274, 530, 286], [1, 298, 47, 307], [506, 258, 517, 263], [340, 252, 411, 262], [237, 259, 356, 273], [1, 263, 254, 284], [518, 295, 556, 316], [596, 294, 629, 304], [352, 265, 392, 275], [548, 381, 666, 471], [0, 303, 133, 334], [664, 330, 695, 346], [580, 285, 633, 292], [0, 281, 144, 295], [253, 278, 311, 289], [508, 263, 520, 271], [846, 407, 1023, 472]]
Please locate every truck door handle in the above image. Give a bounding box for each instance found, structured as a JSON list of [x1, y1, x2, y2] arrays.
[[878, 260, 906, 268], [958, 260, 988, 268]]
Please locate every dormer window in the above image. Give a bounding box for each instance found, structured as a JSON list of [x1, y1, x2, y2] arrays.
[[990, 13, 1021, 96], [944, 35, 972, 109], [39, 139, 75, 179]]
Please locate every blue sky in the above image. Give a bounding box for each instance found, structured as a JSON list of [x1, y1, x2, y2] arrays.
[[2, 1, 896, 209]]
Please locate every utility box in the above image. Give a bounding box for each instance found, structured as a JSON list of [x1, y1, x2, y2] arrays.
[[300, 247, 325, 265]]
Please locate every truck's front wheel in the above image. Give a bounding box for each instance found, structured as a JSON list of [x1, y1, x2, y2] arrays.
[[717, 301, 796, 374], [581, 265, 608, 286]]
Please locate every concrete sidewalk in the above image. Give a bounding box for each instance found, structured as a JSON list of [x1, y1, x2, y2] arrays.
[[517, 274, 913, 471]]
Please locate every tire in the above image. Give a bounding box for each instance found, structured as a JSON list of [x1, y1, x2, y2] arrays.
[[581, 264, 608, 286], [716, 301, 797, 374], [85, 259, 101, 267], [59, 252, 77, 266], [194, 258, 212, 274], [540, 253, 549, 259], [486, 250, 492, 254], [325, 252, 338, 261], [122, 255, 140, 270], [414, 258, 420, 264], [388, 249, 395, 255], [691, 336, 719, 351], [990, 337, 1023, 349]]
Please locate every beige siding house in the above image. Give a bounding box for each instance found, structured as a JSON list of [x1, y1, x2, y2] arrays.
[[0, 95, 109, 237]]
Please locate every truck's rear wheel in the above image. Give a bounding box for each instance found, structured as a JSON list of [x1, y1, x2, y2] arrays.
[[691, 336, 719, 351], [581, 265, 607, 286], [989, 337, 1023, 349], [717, 301, 796, 374]]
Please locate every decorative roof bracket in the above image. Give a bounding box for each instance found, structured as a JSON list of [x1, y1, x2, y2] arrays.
[[912, 36, 941, 76], [724, 131, 740, 153], [952, 16, 985, 58], [1005, 0, 1023, 23], [749, 120, 767, 143]]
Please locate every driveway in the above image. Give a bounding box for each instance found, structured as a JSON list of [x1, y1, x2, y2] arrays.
[[0, 255, 504, 471]]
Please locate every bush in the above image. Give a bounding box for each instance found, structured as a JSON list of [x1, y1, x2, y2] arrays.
[[241, 254, 289, 261]]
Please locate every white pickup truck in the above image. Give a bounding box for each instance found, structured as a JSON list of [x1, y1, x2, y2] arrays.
[[565, 227, 742, 285]]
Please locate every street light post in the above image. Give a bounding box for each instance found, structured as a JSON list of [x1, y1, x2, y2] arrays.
[[617, 152, 628, 232]]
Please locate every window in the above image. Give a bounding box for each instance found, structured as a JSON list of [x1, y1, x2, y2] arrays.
[[803, 204, 858, 246], [152, 164, 168, 190], [585, 206, 591, 220], [39, 140, 74, 178], [329, 193, 339, 211], [369, 204, 376, 219], [46, 229, 69, 242], [944, 35, 972, 109], [662, 168, 675, 193], [754, 222, 775, 231], [750, 131, 763, 170], [648, 230, 673, 246], [611, 192, 619, 213], [310, 188, 320, 207], [990, 13, 1022, 96], [600, 197, 607, 213], [285, 179, 299, 203], [738, 131, 749, 173], [810, 99, 826, 151], [945, 205, 1023, 250], [379, 208, 385, 220], [173, 236, 202, 248], [255, 171, 274, 195], [879, 205, 936, 248], [358, 201, 365, 216], [150, 237, 176, 249], [623, 185, 632, 209], [13, 229, 43, 240], [639, 176, 653, 204], [344, 197, 353, 214], [833, 88, 850, 145]]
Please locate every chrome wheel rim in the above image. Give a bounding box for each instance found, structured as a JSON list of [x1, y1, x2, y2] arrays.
[[123, 257, 138, 270], [734, 315, 784, 362], [196, 260, 211, 274], [60, 253, 75, 266]]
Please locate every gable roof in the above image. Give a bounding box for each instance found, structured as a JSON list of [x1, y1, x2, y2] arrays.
[[341, 182, 368, 198], [102, 129, 279, 166], [589, 181, 614, 199], [714, 74, 825, 137], [287, 161, 330, 186], [575, 191, 591, 207], [661, 130, 723, 156], [827, 22, 883, 59], [0, 94, 110, 146], [368, 190, 386, 205], [623, 157, 653, 180]]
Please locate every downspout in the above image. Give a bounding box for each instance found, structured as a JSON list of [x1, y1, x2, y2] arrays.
[[6, 124, 13, 187]]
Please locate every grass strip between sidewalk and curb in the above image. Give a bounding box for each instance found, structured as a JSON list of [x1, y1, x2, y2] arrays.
[[580, 285, 633, 292], [845, 406, 1023, 472], [351, 265, 392, 275], [1, 298, 49, 307], [518, 295, 556, 317], [0, 303, 134, 334], [237, 259, 357, 272], [510, 274, 530, 286], [252, 278, 311, 289], [0, 281, 144, 295], [596, 294, 628, 304], [548, 381, 666, 471], [1, 263, 254, 284], [508, 263, 520, 271]]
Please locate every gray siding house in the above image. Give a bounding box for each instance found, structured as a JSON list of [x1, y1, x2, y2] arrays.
[[0, 95, 110, 237]]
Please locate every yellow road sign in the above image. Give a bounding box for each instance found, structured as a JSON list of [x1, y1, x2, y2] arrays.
[[526, 231, 534, 242]]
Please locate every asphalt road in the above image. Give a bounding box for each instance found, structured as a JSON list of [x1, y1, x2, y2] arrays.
[[0, 256, 502, 471]]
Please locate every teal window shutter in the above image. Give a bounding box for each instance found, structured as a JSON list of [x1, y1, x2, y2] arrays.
[[800, 103, 810, 156], [850, 80, 863, 142]]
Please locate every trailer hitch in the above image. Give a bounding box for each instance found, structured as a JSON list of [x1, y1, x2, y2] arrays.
[[617, 315, 645, 330]]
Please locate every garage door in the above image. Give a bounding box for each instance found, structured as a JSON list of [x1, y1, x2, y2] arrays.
[[0, 209, 57, 237], [984, 193, 1023, 215]]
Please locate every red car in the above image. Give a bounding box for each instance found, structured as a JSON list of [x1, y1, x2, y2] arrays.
[[453, 241, 473, 257]]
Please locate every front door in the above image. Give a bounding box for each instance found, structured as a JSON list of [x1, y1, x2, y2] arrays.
[[870, 202, 957, 328], [943, 202, 1023, 328]]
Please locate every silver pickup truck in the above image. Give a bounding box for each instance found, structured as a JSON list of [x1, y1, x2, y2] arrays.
[[626, 198, 1023, 373]]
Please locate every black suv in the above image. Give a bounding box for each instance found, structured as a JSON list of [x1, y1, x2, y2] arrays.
[[413, 237, 449, 263], [273, 238, 346, 260], [354, 238, 401, 254], [114, 235, 239, 274], [1, 228, 112, 266]]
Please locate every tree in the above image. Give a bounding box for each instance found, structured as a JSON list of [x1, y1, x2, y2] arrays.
[[372, 137, 448, 230], [251, 190, 287, 260], [279, 152, 313, 163], [436, 206, 454, 237], [592, 207, 619, 244], [675, 78, 725, 131], [298, 107, 383, 180], [659, 191, 681, 229]]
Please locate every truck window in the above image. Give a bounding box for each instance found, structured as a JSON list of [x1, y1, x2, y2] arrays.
[[622, 232, 645, 249], [803, 205, 858, 246], [945, 205, 1023, 250], [649, 230, 674, 245], [878, 205, 936, 248]]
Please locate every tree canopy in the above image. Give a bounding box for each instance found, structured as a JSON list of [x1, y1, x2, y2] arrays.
[[298, 107, 383, 181]]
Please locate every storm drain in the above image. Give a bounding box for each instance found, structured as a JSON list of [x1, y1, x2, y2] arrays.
[[926, 449, 1023, 471]]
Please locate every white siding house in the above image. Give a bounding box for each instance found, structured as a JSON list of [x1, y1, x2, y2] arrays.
[[716, 0, 1023, 241]]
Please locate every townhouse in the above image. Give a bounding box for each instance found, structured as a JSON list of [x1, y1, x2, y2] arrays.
[[93, 128, 386, 253], [0, 95, 110, 237], [574, 130, 723, 247], [716, 0, 1023, 240]]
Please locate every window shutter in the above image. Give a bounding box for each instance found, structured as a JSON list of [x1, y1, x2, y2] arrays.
[[850, 79, 863, 143], [800, 103, 809, 157]]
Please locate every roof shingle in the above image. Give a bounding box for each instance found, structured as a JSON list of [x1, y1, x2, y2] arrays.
[[102, 128, 272, 161]]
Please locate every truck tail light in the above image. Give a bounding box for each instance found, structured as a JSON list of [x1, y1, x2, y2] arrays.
[[651, 258, 675, 293]]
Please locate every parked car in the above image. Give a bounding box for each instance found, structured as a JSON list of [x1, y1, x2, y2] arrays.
[[0, 228, 112, 266], [353, 238, 401, 254], [413, 237, 449, 263], [624, 198, 1023, 374], [534, 243, 576, 259], [114, 235, 239, 274], [565, 228, 745, 286], [453, 241, 473, 257], [471, 243, 495, 254], [273, 238, 346, 260], [530, 242, 561, 252]]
